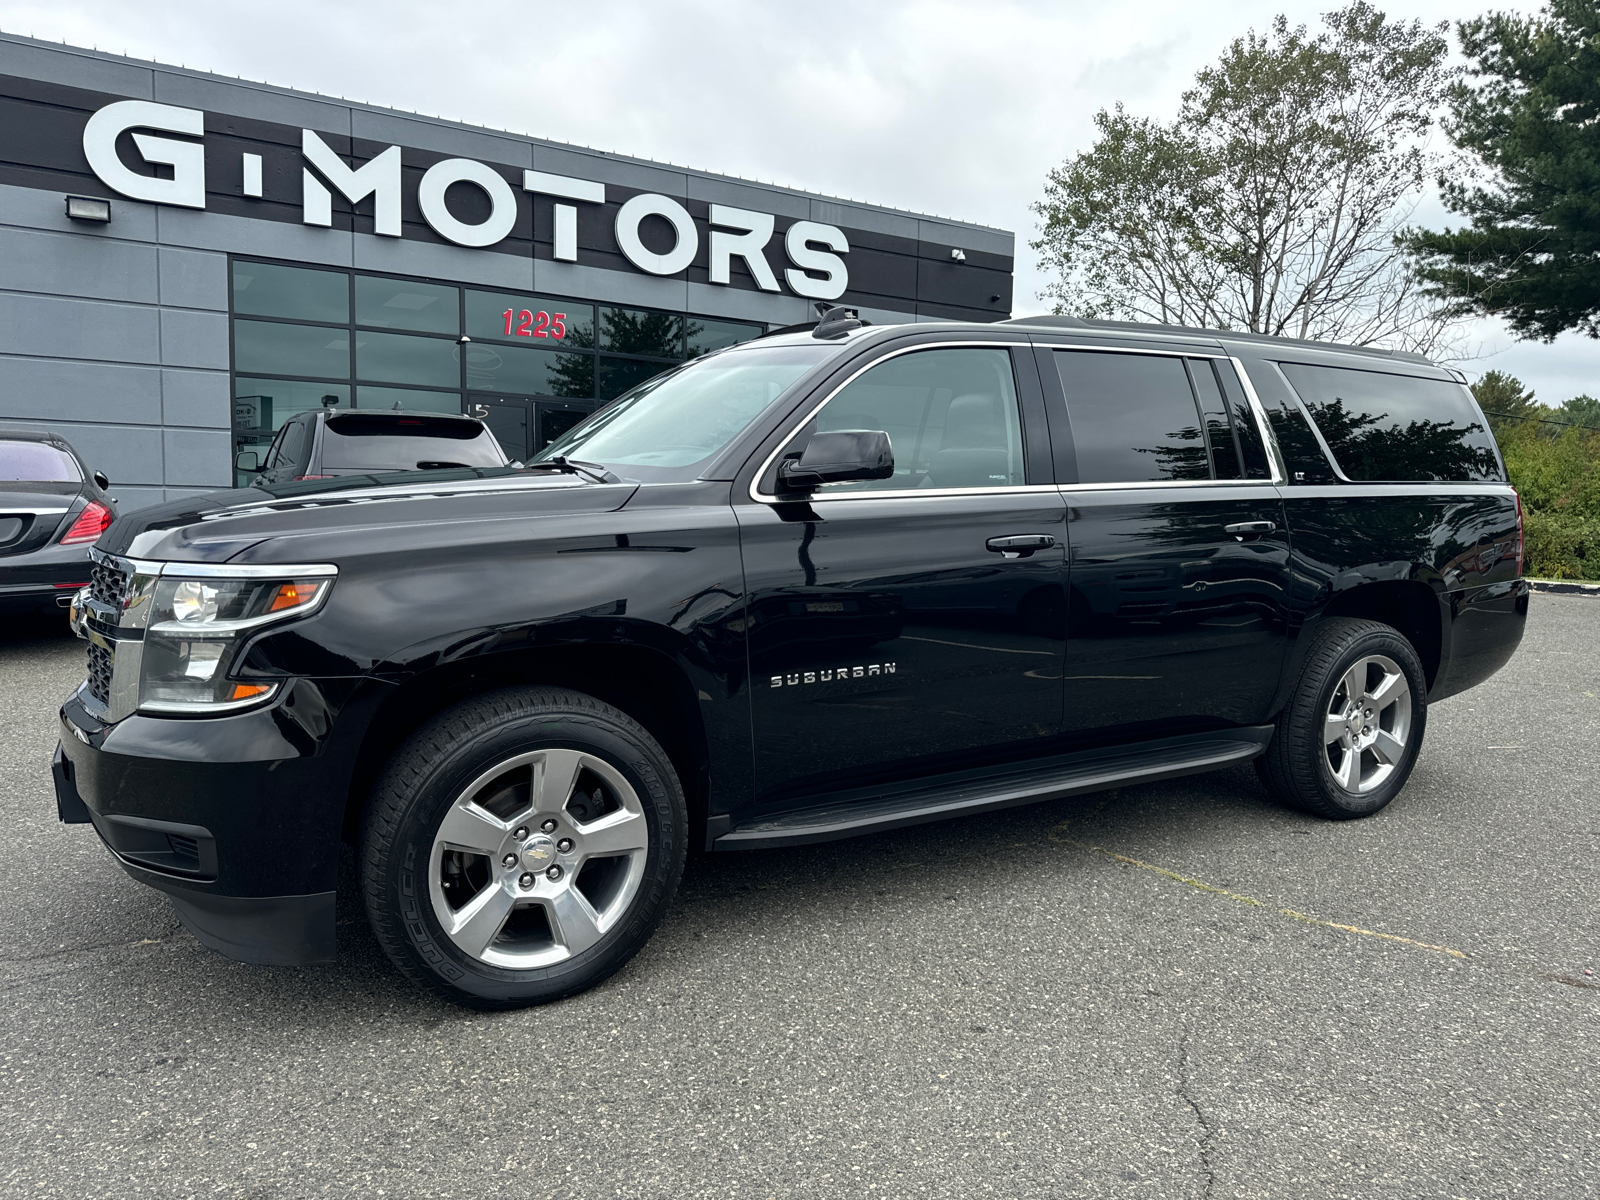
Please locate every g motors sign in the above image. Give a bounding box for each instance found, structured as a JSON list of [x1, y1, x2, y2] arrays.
[[82, 99, 850, 301]]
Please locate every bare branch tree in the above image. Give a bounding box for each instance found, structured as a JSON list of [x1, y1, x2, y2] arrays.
[[1033, 2, 1463, 356]]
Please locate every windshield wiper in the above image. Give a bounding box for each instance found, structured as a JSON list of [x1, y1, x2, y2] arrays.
[[526, 456, 621, 484]]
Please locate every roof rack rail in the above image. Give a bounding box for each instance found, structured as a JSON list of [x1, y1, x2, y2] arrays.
[[1000, 314, 1434, 364]]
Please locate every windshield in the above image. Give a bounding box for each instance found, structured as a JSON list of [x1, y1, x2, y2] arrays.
[[535, 343, 835, 477]]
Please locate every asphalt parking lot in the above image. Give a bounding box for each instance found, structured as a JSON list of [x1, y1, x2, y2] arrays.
[[2, 597, 1596, 1199]]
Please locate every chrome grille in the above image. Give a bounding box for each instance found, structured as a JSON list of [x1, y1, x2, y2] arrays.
[[86, 642, 113, 705], [89, 560, 128, 608]]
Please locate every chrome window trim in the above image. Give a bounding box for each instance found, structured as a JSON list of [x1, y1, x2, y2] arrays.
[[748, 339, 1037, 506], [0, 504, 69, 516], [1058, 479, 1281, 494], [1227, 357, 1286, 485]]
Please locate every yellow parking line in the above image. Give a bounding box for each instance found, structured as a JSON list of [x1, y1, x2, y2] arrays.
[[1049, 821, 1467, 960]]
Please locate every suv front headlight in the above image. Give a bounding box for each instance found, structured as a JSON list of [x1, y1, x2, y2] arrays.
[[140, 569, 335, 713]]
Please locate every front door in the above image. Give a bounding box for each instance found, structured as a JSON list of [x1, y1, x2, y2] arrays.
[[738, 345, 1067, 811], [1042, 346, 1292, 736]]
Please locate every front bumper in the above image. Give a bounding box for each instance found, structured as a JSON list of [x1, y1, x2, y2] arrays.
[[55, 682, 356, 966]]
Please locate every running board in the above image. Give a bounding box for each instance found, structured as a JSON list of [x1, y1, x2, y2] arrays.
[[715, 726, 1274, 850]]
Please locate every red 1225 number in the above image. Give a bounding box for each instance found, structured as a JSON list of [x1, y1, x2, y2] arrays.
[[500, 308, 567, 339]]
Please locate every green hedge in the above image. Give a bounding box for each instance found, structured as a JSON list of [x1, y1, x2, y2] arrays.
[[1499, 423, 1600, 581]]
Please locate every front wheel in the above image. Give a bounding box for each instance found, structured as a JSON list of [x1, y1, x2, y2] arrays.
[[361, 687, 686, 1008], [1256, 618, 1429, 820]]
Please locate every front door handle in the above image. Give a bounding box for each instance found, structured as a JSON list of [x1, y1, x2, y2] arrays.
[[986, 534, 1058, 559], [1224, 521, 1277, 540]]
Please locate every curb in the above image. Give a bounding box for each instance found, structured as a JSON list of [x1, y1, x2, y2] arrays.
[[1529, 579, 1600, 597]]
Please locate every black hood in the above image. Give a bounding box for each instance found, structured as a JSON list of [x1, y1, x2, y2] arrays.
[[96, 466, 639, 565]]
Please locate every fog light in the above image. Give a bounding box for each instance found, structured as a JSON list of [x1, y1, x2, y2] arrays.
[[65, 196, 111, 223]]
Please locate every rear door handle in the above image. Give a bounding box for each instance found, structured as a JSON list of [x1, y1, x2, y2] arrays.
[[1224, 521, 1277, 539], [986, 534, 1058, 559]]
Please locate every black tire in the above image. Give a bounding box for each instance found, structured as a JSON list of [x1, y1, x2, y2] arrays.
[[361, 686, 686, 1009], [1256, 618, 1429, 820]]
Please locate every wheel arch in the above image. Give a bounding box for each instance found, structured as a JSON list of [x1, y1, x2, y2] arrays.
[[341, 639, 713, 847]]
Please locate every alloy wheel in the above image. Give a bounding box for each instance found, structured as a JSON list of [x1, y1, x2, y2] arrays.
[[427, 748, 649, 969], [1323, 653, 1412, 796]]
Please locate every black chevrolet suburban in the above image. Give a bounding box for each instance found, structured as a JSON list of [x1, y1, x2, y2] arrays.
[[54, 310, 1528, 1008]]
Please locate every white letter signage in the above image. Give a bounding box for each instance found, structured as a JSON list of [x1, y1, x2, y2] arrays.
[[708, 205, 779, 291], [522, 171, 605, 262], [615, 194, 698, 276], [82, 100, 206, 209], [783, 222, 850, 301], [418, 159, 518, 248], [301, 132, 402, 236]]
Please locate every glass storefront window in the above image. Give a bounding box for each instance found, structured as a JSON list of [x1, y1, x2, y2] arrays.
[[687, 317, 762, 357], [465, 290, 595, 348], [355, 331, 460, 389], [600, 307, 684, 358], [598, 357, 672, 400], [232, 262, 349, 324], [357, 386, 462, 413], [234, 319, 351, 379], [355, 277, 459, 334], [465, 342, 593, 398]]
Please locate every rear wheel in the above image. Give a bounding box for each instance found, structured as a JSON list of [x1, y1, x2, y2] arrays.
[[361, 687, 686, 1008], [1257, 618, 1428, 819]]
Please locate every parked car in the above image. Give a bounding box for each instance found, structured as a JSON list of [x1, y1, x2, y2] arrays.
[[241, 408, 510, 486], [0, 430, 114, 618], [54, 308, 1527, 1009]]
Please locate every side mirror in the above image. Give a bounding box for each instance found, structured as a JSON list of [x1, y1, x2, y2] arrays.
[[91, 470, 110, 490], [778, 430, 894, 491], [235, 451, 260, 473]]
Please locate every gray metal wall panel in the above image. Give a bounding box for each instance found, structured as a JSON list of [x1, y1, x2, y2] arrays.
[[811, 200, 919, 241], [533, 146, 688, 197], [0, 293, 159, 363], [352, 111, 532, 167], [0, 225, 158, 303], [110, 485, 166, 510], [683, 282, 808, 327], [162, 428, 232, 486], [154, 207, 355, 267], [153, 71, 351, 136], [535, 259, 687, 311], [0, 38, 153, 99], [25, 421, 164, 484], [163, 486, 228, 504], [353, 233, 533, 291], [157, 247, 229, 310], [161, 369, 231, 429], [0, 355, 162, 425], [687, 176, 810, 221], [0, 183, 158, 242], [158, 309, 230, 370]]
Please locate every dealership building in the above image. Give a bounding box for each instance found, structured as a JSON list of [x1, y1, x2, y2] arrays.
[[0, 34, 1015, 509]]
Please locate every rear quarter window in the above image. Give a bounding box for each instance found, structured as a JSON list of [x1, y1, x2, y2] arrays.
[[1279, 363, 1502, 482]]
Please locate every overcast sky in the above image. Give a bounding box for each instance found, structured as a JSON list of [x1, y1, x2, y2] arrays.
[[3, 0, 1591, 403]]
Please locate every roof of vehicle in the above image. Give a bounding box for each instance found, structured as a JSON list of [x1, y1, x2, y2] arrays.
[[314, 408, 488, 425], [0, 427, 78, 444], [1001, 314, 1436, 365]]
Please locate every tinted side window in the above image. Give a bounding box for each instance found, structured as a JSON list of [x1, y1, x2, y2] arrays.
[[1214, 361, 1273, 479], [273, 420, 308, 472], [808, 348, 1025, 492], [1185, 358, 1243, 479], [1055, 351, 1208, 483], [1279, 363, 1502, 482]]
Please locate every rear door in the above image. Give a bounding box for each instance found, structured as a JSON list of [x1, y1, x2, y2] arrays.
[[1040, 344, 1292, 736], [737, 342, 1068, 810]]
